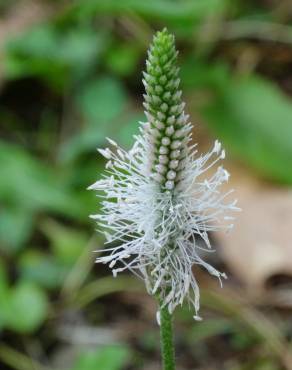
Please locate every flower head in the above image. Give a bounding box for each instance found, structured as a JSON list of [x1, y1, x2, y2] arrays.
[[89, 28, 239, 319]]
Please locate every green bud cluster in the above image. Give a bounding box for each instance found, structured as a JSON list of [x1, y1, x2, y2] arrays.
[[142, 28, 191, 191]]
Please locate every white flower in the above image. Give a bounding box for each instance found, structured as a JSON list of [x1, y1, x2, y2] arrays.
[[89, 29, 239, 319]]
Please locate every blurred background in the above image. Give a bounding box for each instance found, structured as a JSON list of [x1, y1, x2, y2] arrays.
[[1, 0, 292, 369]]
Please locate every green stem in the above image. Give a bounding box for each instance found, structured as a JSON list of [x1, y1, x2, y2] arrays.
[[159, 303, 176, 370]]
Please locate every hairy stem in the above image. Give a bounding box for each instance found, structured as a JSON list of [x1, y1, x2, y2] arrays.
[[159, 303, 176, 370]]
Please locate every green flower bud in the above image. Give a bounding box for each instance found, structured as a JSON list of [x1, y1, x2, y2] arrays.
[[143, 28, 191, 190]]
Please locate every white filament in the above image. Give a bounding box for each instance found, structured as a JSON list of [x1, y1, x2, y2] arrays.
[[89, 125, 239, 318]]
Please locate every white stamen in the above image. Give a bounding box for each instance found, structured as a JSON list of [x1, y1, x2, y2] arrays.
[[98, 148, 111, 159]]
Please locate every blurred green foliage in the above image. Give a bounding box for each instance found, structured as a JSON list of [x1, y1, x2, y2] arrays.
[[1, 0, 292, 369], [0, 261, 48, 333], [204, 75, 292, 183], [72, 346, 130, 370]]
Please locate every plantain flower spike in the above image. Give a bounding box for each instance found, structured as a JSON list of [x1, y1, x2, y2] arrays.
[[89, 28, 239, 320]]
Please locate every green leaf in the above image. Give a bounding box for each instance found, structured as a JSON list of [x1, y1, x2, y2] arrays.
[[77, 76, 127, 124], [4, 24, 106, 87], [6, 282, 48, 333], [181, 56, 230, 90], [203, 75, 292, 183], [115, 113, 143, 148], [72, 346, 130, 370], [0, 259, 9, 329], [5, 25, 65, 86], [18, 250, 68, 289], [0, 142, 86, 217], [0, 260, 8, 297], [0, 206, 34, 253], [61, 76, 129, 161], [41, 219, 88, 265], [71, 0, 228, 22], [60, 126, 109, 162], [106, 43, 141, 77], [7, 25, 59, 58], [188, 318, 231, 343]]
